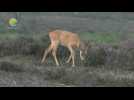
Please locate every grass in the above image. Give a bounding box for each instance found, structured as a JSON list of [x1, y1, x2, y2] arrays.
[[0, 32, 134, 86], [0, 30, 49, 42], [1, 55, 134, 87], [0, 31, 31, 41], [79, 32, 121, 44], [58, 66, 134, 87], [0, 31, 122, 45], [1, 13, 134, 86]]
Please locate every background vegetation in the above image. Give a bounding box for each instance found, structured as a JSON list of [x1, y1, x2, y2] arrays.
[[0, 12, 134, 87]]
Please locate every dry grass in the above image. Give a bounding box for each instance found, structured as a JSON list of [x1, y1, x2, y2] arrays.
[[0, 37, 134, 87]]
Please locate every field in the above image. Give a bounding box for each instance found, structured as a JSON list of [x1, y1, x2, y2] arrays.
[[0, 12, 134, 87]]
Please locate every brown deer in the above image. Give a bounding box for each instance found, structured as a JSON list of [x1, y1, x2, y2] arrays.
[[41, 30, 90, 67]]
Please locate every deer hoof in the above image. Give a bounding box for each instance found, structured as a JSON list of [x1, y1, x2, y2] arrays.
[[56, 64, 60, 66]]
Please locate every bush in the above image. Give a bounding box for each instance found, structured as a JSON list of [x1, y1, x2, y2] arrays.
[[0, 36, 49, 57], [84, 46, 107, 66]]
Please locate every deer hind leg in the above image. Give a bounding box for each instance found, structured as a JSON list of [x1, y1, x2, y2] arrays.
[[66, 54, 72, 63], [80, 50, 84, 61], [41, 44, 52, 64], [68, 46, 75, 67], [52, 46, 60, 66]]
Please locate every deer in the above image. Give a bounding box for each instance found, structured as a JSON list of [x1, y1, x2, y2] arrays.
[[41, 30, 90, 67]]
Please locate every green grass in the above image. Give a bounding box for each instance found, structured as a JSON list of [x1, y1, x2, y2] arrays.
[[79, 32, 121, 44], [0, 33, 19, 40], [0, 30, 48, 41], [0, 31, 121, 44], [0, 29, 29, 41]]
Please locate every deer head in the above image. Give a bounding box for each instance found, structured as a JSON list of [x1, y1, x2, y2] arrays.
[[79, 40, 91, 61]]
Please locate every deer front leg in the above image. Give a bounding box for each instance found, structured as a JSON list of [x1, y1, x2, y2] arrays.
[[52, 49, 60, 66], [41, 45, 52, 64], [68, 46, 75, 67], [72, 51, 75, 67]]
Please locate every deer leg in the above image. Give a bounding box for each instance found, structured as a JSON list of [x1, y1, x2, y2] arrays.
[[80, 50, 84, 61], [68, 46, 75, 67], [52, 47, 60, 66], [66, 54, 72, 63], [72, 51, 75, 67], [41, 44, 52, 63]]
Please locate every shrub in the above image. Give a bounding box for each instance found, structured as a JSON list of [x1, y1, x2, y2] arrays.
[[84, 46, 107, 66]]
